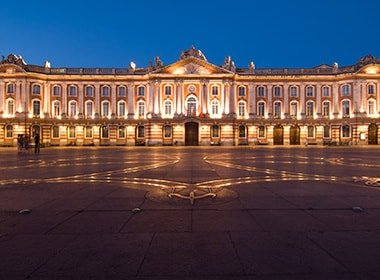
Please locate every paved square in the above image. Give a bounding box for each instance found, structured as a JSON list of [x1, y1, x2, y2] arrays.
[[0, 146, 380, 279]]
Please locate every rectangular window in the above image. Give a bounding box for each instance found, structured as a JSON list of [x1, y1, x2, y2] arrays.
[[290, 87, 297, 97], [211, 125, 219, 138], [118, 102, 126, 117], [274, 102, 281, 118], [52, 126, 60, 138], [53, 86, 60, 96], [323, 102, 330, 116], [118, 87, 126, 97], [85, 127, 93, 138], [165, 86, 172, 95], [323, 126, 330, 138], [102, 86, 110, 97], [258, 126, 265, 138], [238, 87, 245, 97], [118, 126, 125, 138], [258, 103, 265, 116], [85, 86, 93, 97], [101, 126, 109, 138], [257, 87, 265, 97], [323, 86, 330, 97], [306, 86, 314, 97], [68, 126, 76, 138], [164, 125, 172, 138], [138, 87, 145, 96], [274, 87, 281, 97], [69, 86, 77, 97], [6, 125, 13, 138], [368, 84, 375, 94], [290, 103, 297, 117], [307, 126, 314, 138]]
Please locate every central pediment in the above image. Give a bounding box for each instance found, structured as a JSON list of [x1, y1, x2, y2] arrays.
[[152, 57, 233, 75]]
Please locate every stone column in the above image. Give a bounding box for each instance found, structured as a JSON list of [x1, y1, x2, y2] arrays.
[[229, 82, 236, 115], [78, 82, 84, 117], [267, 84, 273, 117], [148, 82, 154, 114], [283, 84, 289, 117], [111, 84, 117, 117], [94, 84, 100, 118], [15, 81, 22, 114], [377, 82, 380, 114], [220, 82, 225, 115], [176, 81, 183, 115], [154, 81, 161, 115], [22, 80, 29, 114], [224, 82, 230, 115], [300, 83, 306, 118], [353, 81, 360, 114], [332, 84, 339, 116], [0, 81, 4, 113], [44, 82, 50, 117], [203, 81, 208, 115], [127, 83, 135, 119], [316, 83, 322, 118], [248, 83, 256, 118], [360, 81, 367, 114]]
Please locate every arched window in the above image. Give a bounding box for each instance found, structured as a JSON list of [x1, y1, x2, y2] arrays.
[[138, 86, 145, 96], [341, 84, 350, 96], [368, 84, 375, 94], [342, 125, 350, 138], [6, 99, 14, 115], [101, 125, 109, 138], [118, 101, 126, 117], [306, 86, 314, 97], [273, 86, 281, 97], [274, 101, 281, 118], [69, 85, 77, 97], [186, 96, 197, 116], [238, 86, 246, 97], [211, 125, 219, 138], [52, 85, 60, 96], [85, 126, 93, 138], [118, 126, 125, 138], [165, 85, 172, 95], [7, 83, 15, 94], [306, 101, 314, 117], [101, 85, 110, 97], [52, 126, 60, 138], [368, 99, 375, 115], [323, 101, 330, 117], [290, 86, 298, 97], [101, 101, 110, 117], [212, 85, 219, 96], [164, 100, 172, 117], [137, 125, 144, 138], [32, 84, 41, 95], [239, 125, 246, 138], [342, 100, 350, 116], [257, 86, 265, 97], [290, 101, 298, 117], [85, 101, 93, 117], [257, 101, 265, 117], [211, 100, 219, 116], [238, 101, 246, 117], [52, 101, 60, 117], [323, 86, 330, 97], [258, 125, 265, 138], [5, 125, 13, 138], [138, 101, 145, 117], [118, 86, 126, 97], [33, 100, 41, 116], [85, 85, 93, 97], [68, 101, 77, 117]]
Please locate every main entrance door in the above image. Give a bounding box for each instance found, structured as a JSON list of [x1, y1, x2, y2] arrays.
[[368, 123, 378, 145], [290, 125, 300, 145], [185, 122, 199, 146], [273, 125, 284, 145]]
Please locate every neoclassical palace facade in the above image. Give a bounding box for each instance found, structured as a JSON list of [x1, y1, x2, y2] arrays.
[[0, 47, 379, 146]]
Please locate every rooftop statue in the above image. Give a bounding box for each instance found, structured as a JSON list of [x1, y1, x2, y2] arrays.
[[179, 46, 207, 61]]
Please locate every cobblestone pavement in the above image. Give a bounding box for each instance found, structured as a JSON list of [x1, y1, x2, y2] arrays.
[[1, 146, 380, 279]]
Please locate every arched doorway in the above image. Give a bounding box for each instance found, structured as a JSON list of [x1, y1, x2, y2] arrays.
[[290, 125, 300, 145], [185, 122, 199, 146], [368, 123, 378, 145], [273, 125, 284, 145]]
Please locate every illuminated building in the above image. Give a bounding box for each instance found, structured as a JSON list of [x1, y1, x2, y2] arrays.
[[0, 47, 379, 146]]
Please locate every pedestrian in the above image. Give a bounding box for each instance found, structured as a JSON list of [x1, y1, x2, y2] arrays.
[[34, 133, 40, 153], [24, 134, 29, 151], [17, 134, 23, 152]]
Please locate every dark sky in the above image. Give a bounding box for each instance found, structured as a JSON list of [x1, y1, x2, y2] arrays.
[[1, 0, 379, 68]]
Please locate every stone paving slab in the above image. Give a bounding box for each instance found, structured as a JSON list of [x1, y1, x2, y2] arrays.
[[0, 147, 380, 279]]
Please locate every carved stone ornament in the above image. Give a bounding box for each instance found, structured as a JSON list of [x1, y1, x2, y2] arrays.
[[0, 53, 27, 66], [356, 54, 380, 68], [172, 63, 211, 75], [179, 46, 207, 61]]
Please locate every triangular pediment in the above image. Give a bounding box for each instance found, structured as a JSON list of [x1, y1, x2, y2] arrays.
[[152, 57, 233, 75], [356, 64, 380, 75]]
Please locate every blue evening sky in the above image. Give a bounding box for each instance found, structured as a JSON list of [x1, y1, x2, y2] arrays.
[[1, 0, 379, 69]]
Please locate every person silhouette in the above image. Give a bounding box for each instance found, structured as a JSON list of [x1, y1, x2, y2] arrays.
[[34, 133, 40, 153]]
